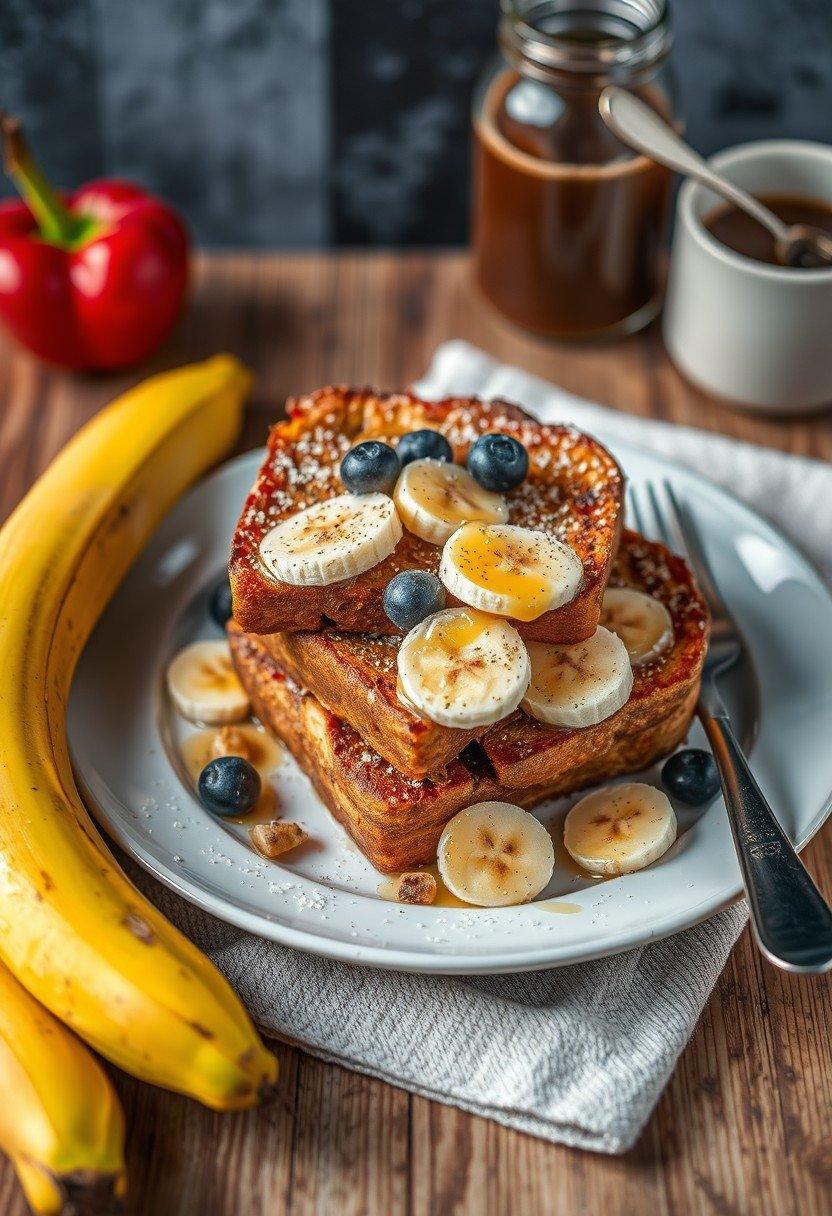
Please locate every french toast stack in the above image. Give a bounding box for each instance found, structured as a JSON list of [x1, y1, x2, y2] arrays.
[[228, 387, 708, 873]]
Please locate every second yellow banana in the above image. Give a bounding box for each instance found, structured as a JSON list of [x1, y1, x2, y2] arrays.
[[0, 961, 126, 1216]]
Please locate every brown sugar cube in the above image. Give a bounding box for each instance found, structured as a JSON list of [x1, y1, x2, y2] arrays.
[[396, 872, 437, 905], [250, 820, 308, 859], [211, 725, 252, 761]]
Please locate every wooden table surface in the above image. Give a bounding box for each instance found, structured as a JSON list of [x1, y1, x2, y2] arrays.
[[0, 252, 830, 1216]]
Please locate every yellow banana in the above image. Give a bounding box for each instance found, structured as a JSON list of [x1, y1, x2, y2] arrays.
[[0, 961, 125, 1216], [0, 355, 277, 1109]]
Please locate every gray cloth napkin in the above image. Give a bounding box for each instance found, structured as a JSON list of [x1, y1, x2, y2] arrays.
[[129, 341, 832, 1154]]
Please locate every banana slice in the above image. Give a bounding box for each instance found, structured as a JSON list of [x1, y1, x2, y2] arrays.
[[167, 639, 250, 725], [522, 627, 633, 728], [440, 523, 583, 622], [397, 607, 530, 728], [438, 801, 555, 906], [394, 458, 508, 545], [564, 783, 677, 875], [601, 588, 674, 666], [259, 492, 402, 586]]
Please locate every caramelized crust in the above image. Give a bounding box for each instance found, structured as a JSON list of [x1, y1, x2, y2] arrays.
[[256, 628, 485, 779], [244, 530, 706, 780], [230, 387, 623, 641], [482, 531, 709, 788], [228, 532, 708, 872]]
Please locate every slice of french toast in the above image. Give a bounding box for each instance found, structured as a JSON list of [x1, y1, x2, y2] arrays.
[[480, 531, 709, 790], [230, 387, 623, 642], [228, 532, 708, 873], [237, 530, 707, 781], [256, 627, 486, 779]]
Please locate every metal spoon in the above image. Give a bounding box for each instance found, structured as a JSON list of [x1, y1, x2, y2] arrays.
[[599, 85, 832, 270]]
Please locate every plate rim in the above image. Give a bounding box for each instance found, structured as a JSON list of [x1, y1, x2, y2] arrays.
[[73, 437, 832, 974]]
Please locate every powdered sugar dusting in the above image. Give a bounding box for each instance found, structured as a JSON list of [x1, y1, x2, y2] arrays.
[[231, 390, 622, 595]]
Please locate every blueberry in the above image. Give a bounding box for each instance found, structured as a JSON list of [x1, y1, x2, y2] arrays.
[[198, 756, 261, 817], [467, 433, 529, 492], [340, 440, 400, 495], [209, 577, 233, 628], [396, 428, 453, 467], [383, 570, 446, 632], [661, 749, 720, 806]]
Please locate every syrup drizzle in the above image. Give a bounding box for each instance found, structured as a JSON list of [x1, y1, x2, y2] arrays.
[[180, 723, 283, 824], [377, 863, 469, 908], [376, 856, 586, 913]]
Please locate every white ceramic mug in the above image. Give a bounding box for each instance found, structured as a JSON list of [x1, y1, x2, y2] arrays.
[[663, 140, 832, 414]]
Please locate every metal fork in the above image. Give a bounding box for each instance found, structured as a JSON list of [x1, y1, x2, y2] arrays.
[[628, 479, 832, 974]]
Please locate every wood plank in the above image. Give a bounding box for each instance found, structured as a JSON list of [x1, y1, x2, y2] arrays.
[[287, 1055, 409, 1215], [115, 1044, 299, 1215], [0, 252, 829, 1216]]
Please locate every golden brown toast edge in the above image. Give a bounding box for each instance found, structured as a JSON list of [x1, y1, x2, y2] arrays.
[[230, 387, 623, 643], [251, 627, 485, 779], [481, 530, 709, 788], [228, 533, 708, 872], [234, 529, 707, 782], [229, 635, 699, 873]]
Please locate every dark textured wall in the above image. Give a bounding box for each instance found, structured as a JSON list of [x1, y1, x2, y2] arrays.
[[2, 0, 832, 247]]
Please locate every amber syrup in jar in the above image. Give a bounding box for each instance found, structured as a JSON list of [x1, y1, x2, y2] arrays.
[[472, 0, 677, 339]]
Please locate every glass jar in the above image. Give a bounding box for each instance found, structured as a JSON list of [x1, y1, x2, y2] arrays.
[[472, 0, 677, 340]]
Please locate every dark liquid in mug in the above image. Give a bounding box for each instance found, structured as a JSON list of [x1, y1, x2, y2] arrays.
[[704, 194, 832, 268]]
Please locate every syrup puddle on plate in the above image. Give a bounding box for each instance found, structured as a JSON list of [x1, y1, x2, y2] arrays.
[[180, 722, 283, 825], [377, 863, 584, 913], [535, 899, 582, 915], [549, 820, 607, 883], [377, 863, 469, 908]]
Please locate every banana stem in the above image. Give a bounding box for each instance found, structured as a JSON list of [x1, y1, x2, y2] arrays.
[[14, 1157, 126, 1216]]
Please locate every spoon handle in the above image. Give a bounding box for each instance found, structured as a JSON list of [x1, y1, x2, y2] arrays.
[[599, 86, 790, 243]]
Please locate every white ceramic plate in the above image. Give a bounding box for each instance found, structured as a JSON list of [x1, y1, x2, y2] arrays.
[[69, 442, 832, 974]]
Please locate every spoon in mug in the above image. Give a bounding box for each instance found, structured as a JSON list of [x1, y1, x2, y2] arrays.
[[599, 86, 832, 270]]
